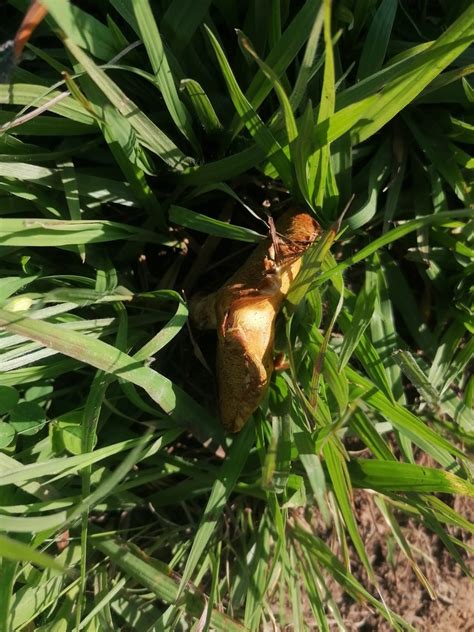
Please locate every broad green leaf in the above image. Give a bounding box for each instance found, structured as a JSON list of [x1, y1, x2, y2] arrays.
[[0, 423, 16, 449], [8, 401, 46, 436], [0, 386, 19, 413]]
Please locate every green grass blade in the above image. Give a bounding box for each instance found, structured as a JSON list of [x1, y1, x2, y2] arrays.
[[0, 309, 216, 435], [169, 205, 263, 242], [230, 0, 321, 137], [316, 209, 474, 286], [177, 422, 255, 597], [349, 459, 474, 495], [58, 37, 193, 170], [338, 281, 376, 371], [357, 0, 398, 80], [289, 4, 324, 112], [205, 26, 294, 191], [323, 438, 375, 582], [310, 0, 335, 208], [180, 79, 223, 133], [345, 366, 467, 467], [41, 0, 119, 61], [132, 0, 199, 151], [0, 534, 64, 570], [161, 0, 212, 53], [0, 218, 167, 247], [0, 84, 95, 124], [57, 160, 85, 262], [351, 4, 474, 143], [93, 531, 248, 631], [392, 349, 441, 406]]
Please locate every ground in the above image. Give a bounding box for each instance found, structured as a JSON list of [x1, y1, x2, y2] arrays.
[[327, 493, 474, 631]]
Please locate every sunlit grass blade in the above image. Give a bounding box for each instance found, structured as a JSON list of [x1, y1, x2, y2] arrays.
[[315, 209, 474, 286], [55, 36, 193, 169], [0, 218, 168, 246], [0, 308, 217, 436], [289, 4, 324, 112], [133, 0, 199, 152], [309, 0, 335, 209], [349, 459, 474, 495], [374, 496, 436, 598], [291, 521, 413, 630], [323, 438, 375, 582], [177, 422, 255, 597], [351, 4, 474, 143], [0, 534, 65, 570], [345, 366, 467, 467], [0, 84, 95, 124], [230, 0, 321, 138], [205, 25, 294, 191], [338, 280, 376, 371], [93, 531, 247, 631], [392, 349, 440, 405], [169, 205, 263, 242], [41, 0, 120, 61], [180, 79, 223, 133], [57, 160, 85, 262]]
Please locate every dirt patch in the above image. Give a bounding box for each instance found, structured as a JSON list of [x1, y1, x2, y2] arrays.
[[326, 493, 474, 631]]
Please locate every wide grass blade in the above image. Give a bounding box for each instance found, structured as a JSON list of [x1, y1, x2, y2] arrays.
[[0, 218, 167, 246], [0, 534, 64, 570], [349, 459, 474, 495]]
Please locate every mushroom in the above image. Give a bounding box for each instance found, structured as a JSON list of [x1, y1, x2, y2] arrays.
[[191, 210, 320, 432]]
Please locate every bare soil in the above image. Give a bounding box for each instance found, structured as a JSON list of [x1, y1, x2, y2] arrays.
[[324, 492, 474, 631]]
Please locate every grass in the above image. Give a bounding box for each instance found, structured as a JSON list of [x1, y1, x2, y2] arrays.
[[0, 0, 473, 630]]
